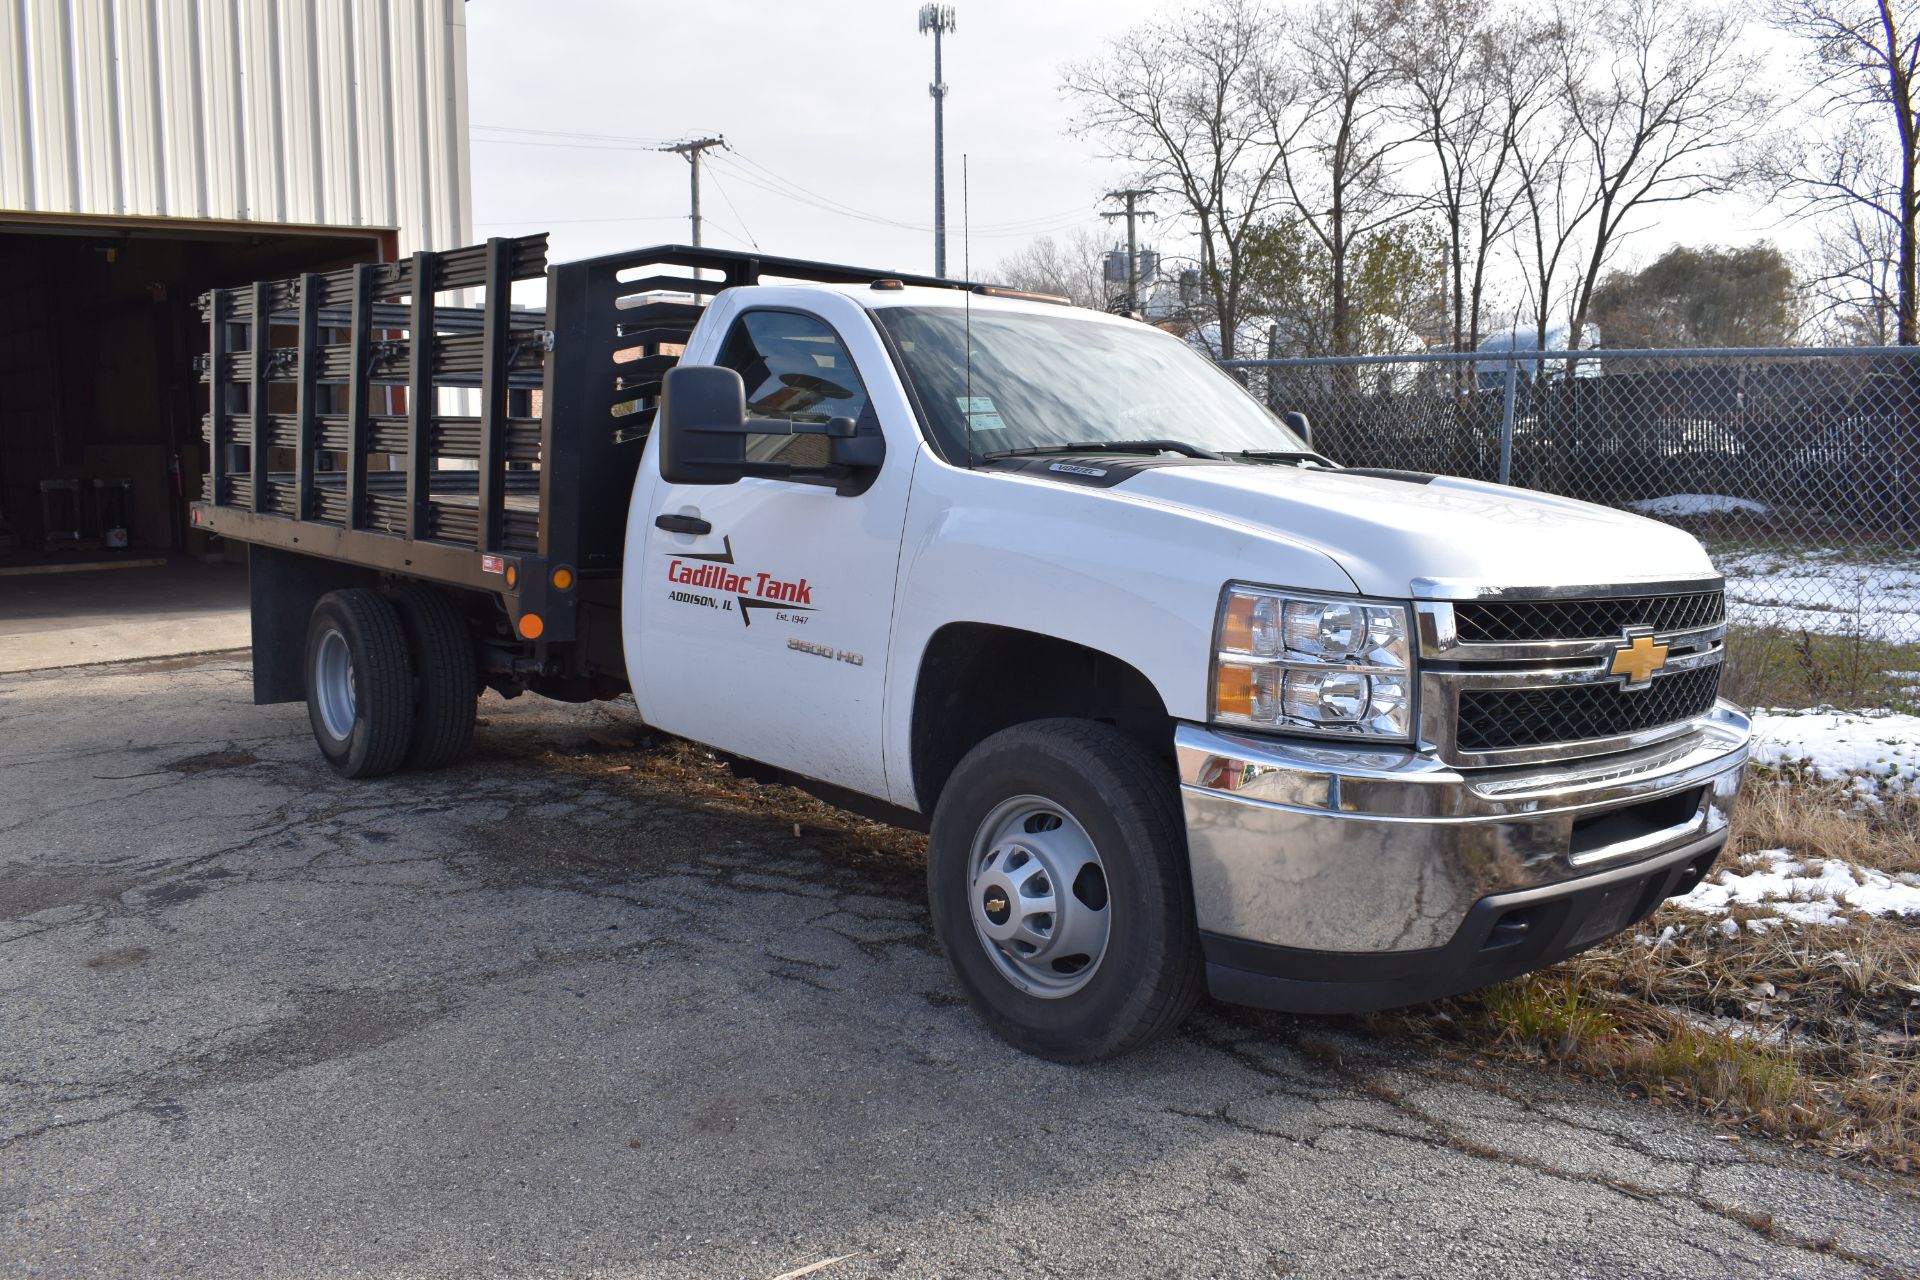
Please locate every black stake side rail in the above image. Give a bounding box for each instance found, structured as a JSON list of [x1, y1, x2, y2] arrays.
[[194, 235, 976, 654], [192, 234, 566, 641]]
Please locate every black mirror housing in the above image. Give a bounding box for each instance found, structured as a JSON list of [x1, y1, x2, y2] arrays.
[[657, 365, 887, 492], [658, 365, 751, 485]]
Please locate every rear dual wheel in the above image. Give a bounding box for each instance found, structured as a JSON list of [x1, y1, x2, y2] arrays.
[[304, 586, 477, 778]]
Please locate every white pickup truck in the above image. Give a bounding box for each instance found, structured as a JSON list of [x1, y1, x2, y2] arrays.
[[192, 237, 1751, 1061]]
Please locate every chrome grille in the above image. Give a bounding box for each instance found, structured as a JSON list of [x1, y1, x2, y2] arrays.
[[1452, 590, 1724, 643], [1456, 664, 1724, 753]]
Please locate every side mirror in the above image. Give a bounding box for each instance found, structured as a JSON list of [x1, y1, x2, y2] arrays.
[[1282, 410, 1313, 448], [658, 365, 750, 486], [657, 364, 886, 492]]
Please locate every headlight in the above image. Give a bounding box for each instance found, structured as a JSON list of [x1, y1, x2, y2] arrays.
[[1212, 585, 1414, 740]]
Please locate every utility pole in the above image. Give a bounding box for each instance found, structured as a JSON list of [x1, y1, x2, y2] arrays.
[[1101, 188, 1157, 315], [660, 136, 726, 247], [919, 5, 956, 277]]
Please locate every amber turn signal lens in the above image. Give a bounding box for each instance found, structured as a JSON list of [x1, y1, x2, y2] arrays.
[[1214, 665, 1253, 718], [551, 566, 575, 591], [504, 564, 518, 588], [518, 612, 544, 640], [1220, 594, 1255, 652]]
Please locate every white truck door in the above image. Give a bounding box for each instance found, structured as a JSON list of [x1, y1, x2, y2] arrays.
[[627, 291, 915, 799]]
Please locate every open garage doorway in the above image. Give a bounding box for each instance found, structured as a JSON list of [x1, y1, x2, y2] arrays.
[[0, 213, 393, 671]]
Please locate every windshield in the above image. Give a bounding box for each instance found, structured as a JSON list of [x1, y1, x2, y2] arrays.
[[870, 306, 1310, 462]]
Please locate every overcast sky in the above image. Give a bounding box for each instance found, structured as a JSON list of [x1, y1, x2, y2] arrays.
[[464, 0, 1800, 285]]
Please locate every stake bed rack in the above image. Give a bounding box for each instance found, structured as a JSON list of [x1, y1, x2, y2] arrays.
[[190, 235, 966, 666]]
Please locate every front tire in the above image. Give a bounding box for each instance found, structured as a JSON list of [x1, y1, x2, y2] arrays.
[[305, 589, 415, 779], [927, 719, 1202, 1062]]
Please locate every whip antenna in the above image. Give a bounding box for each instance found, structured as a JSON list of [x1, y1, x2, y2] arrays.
[[964, 153, 975, 467]]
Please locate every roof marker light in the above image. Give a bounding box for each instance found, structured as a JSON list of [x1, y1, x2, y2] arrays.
[[972, 284, 1070, 305]]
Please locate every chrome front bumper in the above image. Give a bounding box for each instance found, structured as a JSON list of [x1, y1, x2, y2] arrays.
[[1177, 702, 1751, 1012]]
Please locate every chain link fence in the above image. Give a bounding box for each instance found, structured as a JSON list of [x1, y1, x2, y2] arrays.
[[1223, 347, 1920, 655]]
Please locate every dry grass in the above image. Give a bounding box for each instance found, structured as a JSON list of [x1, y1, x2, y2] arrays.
[[1722, 627, 1920, 715], [1385, 772, 1920, 1169], [1733, 770, 1920, 876]]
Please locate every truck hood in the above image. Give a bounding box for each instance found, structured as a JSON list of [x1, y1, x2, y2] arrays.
[[1122, 463, 1718, 597]]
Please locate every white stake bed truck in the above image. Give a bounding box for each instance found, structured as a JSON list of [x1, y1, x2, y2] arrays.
[[191, 237, 1751, 1061]]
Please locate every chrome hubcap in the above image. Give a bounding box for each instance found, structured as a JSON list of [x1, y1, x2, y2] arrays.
[[967, 795, 1110, 999], [314, 628, 357, 741]]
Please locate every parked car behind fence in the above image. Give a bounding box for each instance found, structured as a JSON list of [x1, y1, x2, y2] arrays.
[[1225, 348, 1920, 646]]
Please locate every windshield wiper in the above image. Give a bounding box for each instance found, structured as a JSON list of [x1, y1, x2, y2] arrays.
[[1232, 449, 1336, 468], [981, 438, 1225, 461]]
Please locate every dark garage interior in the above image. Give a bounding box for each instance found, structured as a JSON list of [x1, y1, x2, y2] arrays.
[[0, 215, 392, 669]]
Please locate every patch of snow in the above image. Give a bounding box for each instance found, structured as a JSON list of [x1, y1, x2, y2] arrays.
[[1749, 708, 1920, 798], [1715, 547, 1920, 639], [1630, 493, 1768, 518], [1672, 848, 1920, 925], [1677, 1010, 1794, 1046]]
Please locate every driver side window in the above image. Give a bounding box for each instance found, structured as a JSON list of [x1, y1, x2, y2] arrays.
[[714, 310, 872, 466]]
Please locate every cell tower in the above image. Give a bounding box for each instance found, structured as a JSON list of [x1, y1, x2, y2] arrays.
[[919, 5, 957, 277]]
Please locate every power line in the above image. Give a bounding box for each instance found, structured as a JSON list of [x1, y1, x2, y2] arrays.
[[472, 137, 670, 152], [474, 213, 686, 226], [703, 164, 761, 250], [473, 123, 673, 144], [719, 150, 1091, 236]]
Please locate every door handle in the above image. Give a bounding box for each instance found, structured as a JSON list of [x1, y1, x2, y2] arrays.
[[654, 513, 712, 535]]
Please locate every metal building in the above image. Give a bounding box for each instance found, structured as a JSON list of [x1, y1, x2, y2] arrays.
[[0, 0, 473, 560]]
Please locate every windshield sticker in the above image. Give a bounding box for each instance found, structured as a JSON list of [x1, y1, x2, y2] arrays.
[[956, 395, 1006, 433]]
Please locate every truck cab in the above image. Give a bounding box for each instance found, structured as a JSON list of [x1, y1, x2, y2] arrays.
[[191, 239, 1751, 1061]]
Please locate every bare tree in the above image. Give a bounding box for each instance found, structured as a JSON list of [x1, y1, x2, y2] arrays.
[[1554, 0, 1770, 349], [1280, 0, 1417, 356], [991, 227, 1113, 309], [1386, 0, 1552, 352], [1767, 0, 1920, 343], [1062, 0, 1292, 359], [1510, 91, 1596, 352], [1800, 198, 1903, 342]]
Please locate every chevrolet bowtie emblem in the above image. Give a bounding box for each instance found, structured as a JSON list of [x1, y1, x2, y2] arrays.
[[985, 895, 1008, 914], [1609, 631, 1669, 689]]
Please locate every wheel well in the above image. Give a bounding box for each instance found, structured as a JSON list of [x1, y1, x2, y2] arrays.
[[910, 623, 1174, 814]]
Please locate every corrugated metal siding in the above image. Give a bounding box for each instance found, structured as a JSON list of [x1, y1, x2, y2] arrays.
[[0, 0, 471, 255]]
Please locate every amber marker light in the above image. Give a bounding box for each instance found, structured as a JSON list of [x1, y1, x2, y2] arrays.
[[518, 613, 544, 640], [1214, 665, 1253, 719], [504, 564, 518, 588], [1220, 593, 1255, 652], [552, 566, 575, 591]]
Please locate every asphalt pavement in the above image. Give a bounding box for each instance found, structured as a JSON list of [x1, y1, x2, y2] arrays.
[[3, 652, 1917, 1279]]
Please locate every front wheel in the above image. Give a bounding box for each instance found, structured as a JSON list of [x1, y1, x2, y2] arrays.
[[927, 719, 1202, 1062]]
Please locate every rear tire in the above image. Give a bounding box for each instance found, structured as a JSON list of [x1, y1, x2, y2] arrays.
[[387, 582, 478, 770], [305, 589, 415, 779], [927, 718, 1202, 1062]]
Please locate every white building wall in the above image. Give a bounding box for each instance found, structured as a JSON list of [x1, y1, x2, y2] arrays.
[[0, 0, 471, 255]]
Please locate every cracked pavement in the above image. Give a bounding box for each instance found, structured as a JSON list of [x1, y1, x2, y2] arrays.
[[3, 652, 1918, 1279]]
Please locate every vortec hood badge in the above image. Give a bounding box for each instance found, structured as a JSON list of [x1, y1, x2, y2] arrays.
[[1049, 462, 1107, 477], [1609, 629, 1669, 690]]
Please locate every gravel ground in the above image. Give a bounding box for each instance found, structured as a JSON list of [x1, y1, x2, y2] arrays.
[[3, 652, 1918, 1280]]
